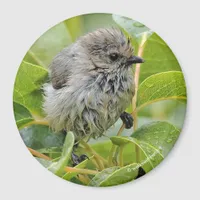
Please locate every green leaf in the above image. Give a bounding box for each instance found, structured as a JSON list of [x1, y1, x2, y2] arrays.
[[89, 166, 119, 186], [37, 147, 63, 154], [64, 16, 84, 42], [62, 157, 91, 181], [20, 125, 65, 149], [112, 14, 153, 47], [13, 61, 48, 116], [110, 136, 163, 170], [24, 22, 73, 68], [48, 131, 74, 176], [36, 158, 52, 168], [13, 102, 34, 129], [82, 13, 116, 33], [90, 163, 140, 187], [140, 33, 182, 83], [37, 147, 63, 160], [137, 71, 187, 109], [131, 121, 180, 157], [110, 136, 132, 146]]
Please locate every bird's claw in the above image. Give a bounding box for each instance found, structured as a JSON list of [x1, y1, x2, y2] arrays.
[[120, 112, 133, 129], [71, 152, 89, 166]]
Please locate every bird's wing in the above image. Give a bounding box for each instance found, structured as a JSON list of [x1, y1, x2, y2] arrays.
[[50, 48, 72, 89]]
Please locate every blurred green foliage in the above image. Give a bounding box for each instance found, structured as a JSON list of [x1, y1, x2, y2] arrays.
[[13, 13, 187, 187]]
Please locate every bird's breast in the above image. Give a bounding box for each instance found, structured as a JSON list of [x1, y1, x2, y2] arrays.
[[79, 70, 134, 136]]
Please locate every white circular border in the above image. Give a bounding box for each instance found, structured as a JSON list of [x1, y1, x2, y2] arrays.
[[1, 0, 200, 199]]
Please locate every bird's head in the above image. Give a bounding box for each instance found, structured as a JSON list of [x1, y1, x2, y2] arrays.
[[80, 28, 144, 73]]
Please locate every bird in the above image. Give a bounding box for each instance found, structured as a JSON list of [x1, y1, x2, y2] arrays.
[[43, 28, 144, 165]]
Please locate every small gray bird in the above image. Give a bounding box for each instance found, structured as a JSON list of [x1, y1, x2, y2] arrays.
[[43, 28, 144, 162]]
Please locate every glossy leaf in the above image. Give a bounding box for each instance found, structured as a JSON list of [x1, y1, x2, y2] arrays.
[[139, 33, 181, 83], [90, 163, 139, 187], [20, 125, 65, 150], [112, 14, 153, 46], [48, 131, 74, 176], [110, 136, 163, 170], [13, 61, 48, 116], [137, 71, 187, 109], [13, 102, 34, 129], [89, 166, 119, 186], [131, 121, 180, 157]]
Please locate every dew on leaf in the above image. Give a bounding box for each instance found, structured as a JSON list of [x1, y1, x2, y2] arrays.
[[166, 138, 173, 143], [133, 22, 145, 27]]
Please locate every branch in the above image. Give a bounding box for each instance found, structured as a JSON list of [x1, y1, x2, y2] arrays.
[[132, 34, 148, 163]]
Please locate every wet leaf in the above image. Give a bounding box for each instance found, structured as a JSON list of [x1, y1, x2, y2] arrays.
[[139, 33, 182, 83], [90, 163, 139, 187], [13, 61, 48, 116], [110, 136, 163, 170], [113, 15, 153, 46], [131, 121, 180, 157], [48, 131, 74, 176], [13, 102, 34, 129], [20, 125, 65, 150], [137, 71, 187, 109], [89, 166, 119, 186]]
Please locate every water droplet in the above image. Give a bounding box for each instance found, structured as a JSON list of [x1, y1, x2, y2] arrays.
[[166, 138, 173, 143], [134, 22, 145, 27], [158, 146, 163, 150]]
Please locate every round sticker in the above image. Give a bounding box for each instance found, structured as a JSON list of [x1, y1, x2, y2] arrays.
[[13, 13, 187, 187]]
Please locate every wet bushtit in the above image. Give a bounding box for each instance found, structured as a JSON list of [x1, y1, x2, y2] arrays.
[[43, 28, 144, 141]]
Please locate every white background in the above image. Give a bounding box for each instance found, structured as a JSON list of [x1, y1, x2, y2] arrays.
[[0, 0, 200, 199]]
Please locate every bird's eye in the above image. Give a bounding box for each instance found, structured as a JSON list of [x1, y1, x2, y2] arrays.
[[109, 53, 119, 61]]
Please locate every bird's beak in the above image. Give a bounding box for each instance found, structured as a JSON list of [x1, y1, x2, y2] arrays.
[[126, 56, 145, 66]]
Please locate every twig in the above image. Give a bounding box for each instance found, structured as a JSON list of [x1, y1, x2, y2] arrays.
[[119, 145, 124, 167], [25, 119, 49, 127], [132, 45, 144, 129], [108, 124, 125, 166], [28, 147, 52, 160], [132, 34, 147, 162], [80, 140, 106, 170]]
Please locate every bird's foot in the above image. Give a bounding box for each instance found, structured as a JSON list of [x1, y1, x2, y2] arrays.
[[71, 152, 89, 166], [120, 112, 133, 129]]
